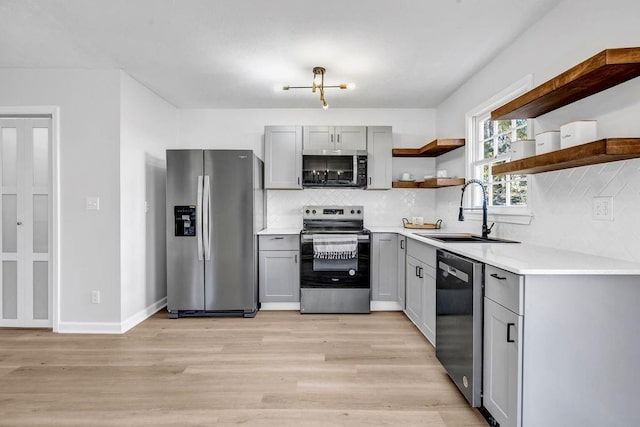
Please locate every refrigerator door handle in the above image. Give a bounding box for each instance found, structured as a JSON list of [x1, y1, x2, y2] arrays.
[[203, 175, 212, 260], [196, 175, 204, 261]]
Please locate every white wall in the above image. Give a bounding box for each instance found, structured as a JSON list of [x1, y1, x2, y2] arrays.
[[0, 69, 122, 325], [120, 72, 176, 327], [177, 108, 441, 228], [435, 0, 640, 263]]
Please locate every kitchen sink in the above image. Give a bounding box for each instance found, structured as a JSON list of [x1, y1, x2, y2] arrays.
[[416, 233, 519, 243]]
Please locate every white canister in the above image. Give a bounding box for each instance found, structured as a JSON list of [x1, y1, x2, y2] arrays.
[[560, 120, 597, 149], [510, 139, 536, 160], [535, 131, 561, 155]]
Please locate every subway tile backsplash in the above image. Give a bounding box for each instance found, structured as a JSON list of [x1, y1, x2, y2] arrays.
[[266, 188, 436, 229]]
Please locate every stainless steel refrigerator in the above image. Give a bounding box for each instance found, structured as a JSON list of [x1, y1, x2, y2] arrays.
[[166, 149, 265, 318]]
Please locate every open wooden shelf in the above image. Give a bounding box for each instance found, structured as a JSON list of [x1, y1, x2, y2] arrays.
[[492, 138, 640, 175], [392, 138, 465, 157], [491, 47, 640, 120], [392, 178, 465, 188]]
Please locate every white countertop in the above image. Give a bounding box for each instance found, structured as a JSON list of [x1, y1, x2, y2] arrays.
[[395, 228, 640, 276], [257, 228, 301, 235]]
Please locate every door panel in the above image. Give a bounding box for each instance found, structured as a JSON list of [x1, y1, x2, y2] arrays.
[[0, 118, 52, 327], [2, 194, 17, 252], [204, 150, 255, 311], [166, 150, 205, 311], [2, 261, 18, 319]]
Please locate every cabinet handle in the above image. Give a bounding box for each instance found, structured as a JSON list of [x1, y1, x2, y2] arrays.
[[418, 267, 423, 279], [507, 323, 515, 343], [369, 177, 372, 185], [490, 273, 507, 280], [331, 134, 334, 143], [337, 134, 340, 143], [272, 237, 284, 240], [294, 254, 298, 264], [415, 266, 420, 277], [297, 176, 300, 185], [400, 239, 405, 250]]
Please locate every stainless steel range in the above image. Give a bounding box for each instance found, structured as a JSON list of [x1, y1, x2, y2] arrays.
[[299, 205, 370, 314]]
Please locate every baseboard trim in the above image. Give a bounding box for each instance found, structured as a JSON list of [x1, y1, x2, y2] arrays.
[[57, 297, 167, 334], [371, 301, 402, 311], [260, 302, 300, 311], [121, 297, 167, 333], [57, 321, 124, 334]]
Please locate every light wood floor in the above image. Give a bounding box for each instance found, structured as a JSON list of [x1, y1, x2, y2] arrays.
[[0, 310, 487, 426]]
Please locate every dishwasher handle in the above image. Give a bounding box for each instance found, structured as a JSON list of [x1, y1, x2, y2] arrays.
[[438, 260, 470, 283]]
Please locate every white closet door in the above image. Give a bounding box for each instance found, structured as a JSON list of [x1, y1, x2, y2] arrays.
[[0, 118, 52, 327]]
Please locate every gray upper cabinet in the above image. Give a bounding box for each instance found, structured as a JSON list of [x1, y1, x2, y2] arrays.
[[303, 126, 367, 151], [371, 233, 399, 301], [366, 126, 392, 189], [264, 125, 302, 189]]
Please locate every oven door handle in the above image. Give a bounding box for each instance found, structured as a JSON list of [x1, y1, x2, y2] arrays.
[[300, 234, 370, 242]]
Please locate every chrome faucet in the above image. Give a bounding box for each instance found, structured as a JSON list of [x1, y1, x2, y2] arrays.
[[458, 179, 495, 238]]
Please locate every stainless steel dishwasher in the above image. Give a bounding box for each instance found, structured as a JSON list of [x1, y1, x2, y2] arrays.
[[435, 249, 484, 407]]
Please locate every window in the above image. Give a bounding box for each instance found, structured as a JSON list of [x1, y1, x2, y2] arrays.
[[472, 115, 529, 207], [465, 76, 533, 218]]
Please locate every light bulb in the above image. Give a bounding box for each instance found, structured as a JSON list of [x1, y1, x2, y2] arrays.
[[346, 82, 356, 90], [322, 101, 329, 110]]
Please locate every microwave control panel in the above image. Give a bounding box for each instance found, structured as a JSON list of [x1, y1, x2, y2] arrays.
[[174, 205, 196, 236]]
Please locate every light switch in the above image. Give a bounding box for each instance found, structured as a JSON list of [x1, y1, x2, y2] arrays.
[[86, 196, 100, 211]]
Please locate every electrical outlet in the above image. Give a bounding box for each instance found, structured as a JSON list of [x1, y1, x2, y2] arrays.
[[86, 196, 100, 211], [593, 196, 613, 221], [91, 290, 101, 304]]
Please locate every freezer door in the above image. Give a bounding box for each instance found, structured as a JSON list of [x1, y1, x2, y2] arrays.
[[203, 150, 256, 312], [166, 150, 205, 311]]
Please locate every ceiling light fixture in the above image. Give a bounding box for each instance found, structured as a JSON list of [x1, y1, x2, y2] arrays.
[[282, 66, 355, 109]]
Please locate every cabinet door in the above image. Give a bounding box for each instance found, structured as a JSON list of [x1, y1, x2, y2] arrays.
[[259, 250, 300, 302], [397, 235, 406, 309], [420, 263, 436, 345], [335, 126, 367, 151], [366, 126, 392, 189], [371, 233, 398, 301], [264, 126, 302, 189], [303, 126, 332, 151], [405, 256, 423, 328], [483, 298, 523, 427]]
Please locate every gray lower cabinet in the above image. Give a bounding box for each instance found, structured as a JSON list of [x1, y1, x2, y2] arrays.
[[264, 125, 302, 189], [405, 239, 436, 345], [258, 235, 300, 302], [397, 235, 406, 309], [483, 265, 524, 427], [371, 233, 399, 301]]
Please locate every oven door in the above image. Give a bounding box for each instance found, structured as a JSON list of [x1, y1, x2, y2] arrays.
[[300, 233, 370, 289]]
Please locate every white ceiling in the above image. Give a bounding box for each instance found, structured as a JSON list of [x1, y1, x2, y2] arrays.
[[0, 0, 562, 109]]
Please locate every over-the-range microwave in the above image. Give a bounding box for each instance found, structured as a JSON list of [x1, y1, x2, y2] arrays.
[[302, 150, 367, 188]]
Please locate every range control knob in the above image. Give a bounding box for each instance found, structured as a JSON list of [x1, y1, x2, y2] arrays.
[[305, 209, 310, 214], [357, 209, 361, 214], [350, 210, 355, 214], [312, 209, 316, 214]]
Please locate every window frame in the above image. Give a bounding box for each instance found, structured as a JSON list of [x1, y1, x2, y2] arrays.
[[464, 75, 534, 223]]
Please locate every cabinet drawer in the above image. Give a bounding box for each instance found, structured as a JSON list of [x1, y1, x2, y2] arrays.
[[485, 265, 524, 315], [406, 238, 437, 268], [259, 235, 299, 251]]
